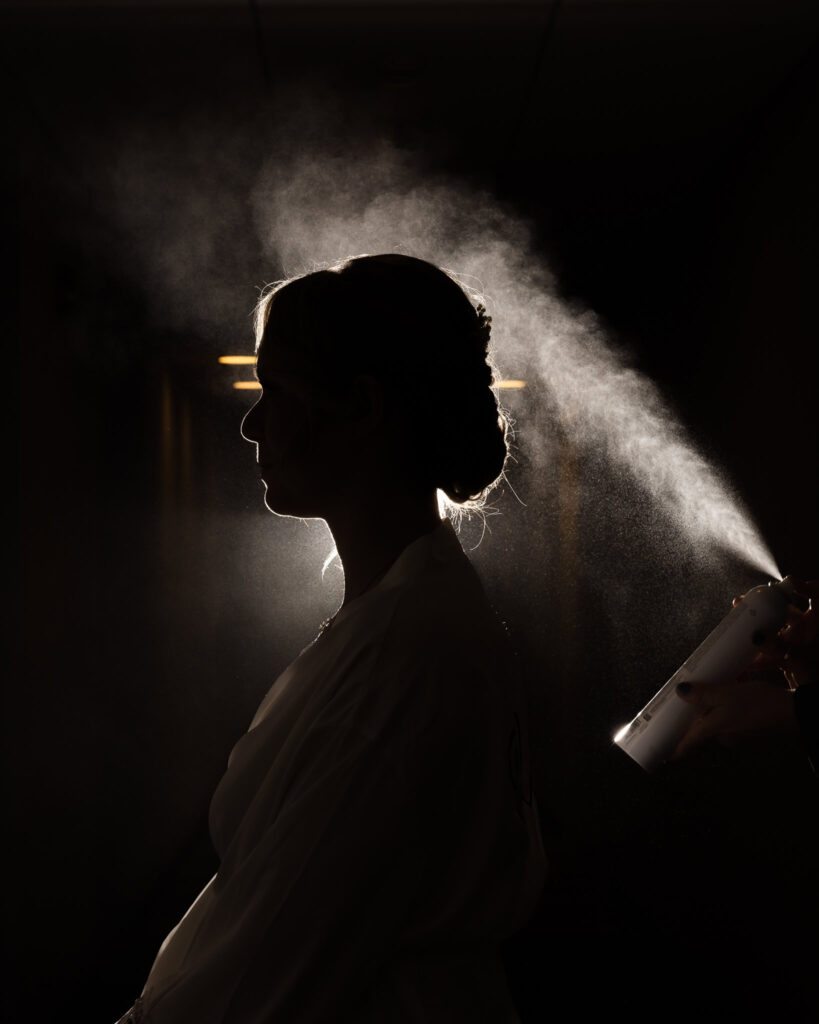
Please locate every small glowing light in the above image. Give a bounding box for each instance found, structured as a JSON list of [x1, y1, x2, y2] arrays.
[[612, 724, 630, 744], [219, 356, 257, 365], [494, 379, 526, 389], [233, 381, 262, 390]]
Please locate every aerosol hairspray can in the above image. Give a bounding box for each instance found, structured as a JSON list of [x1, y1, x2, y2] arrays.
[[613, 578, 795, 771]]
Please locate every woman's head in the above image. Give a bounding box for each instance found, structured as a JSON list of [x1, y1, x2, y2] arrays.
[[242, 253, 509, 514]]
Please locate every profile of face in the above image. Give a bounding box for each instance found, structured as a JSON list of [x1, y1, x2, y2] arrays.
[[240, 340, 346, 518]]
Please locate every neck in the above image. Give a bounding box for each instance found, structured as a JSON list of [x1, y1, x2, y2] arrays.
[[325, 490, 442, 608]]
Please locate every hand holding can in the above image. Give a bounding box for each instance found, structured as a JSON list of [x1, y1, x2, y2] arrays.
[[613, 578, 801, 772]]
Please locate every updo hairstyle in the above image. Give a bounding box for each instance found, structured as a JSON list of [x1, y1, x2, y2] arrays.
[[254, 253, 509, 507]]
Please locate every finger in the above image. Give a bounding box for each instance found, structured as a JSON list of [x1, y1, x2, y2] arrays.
[[782, 649, 818, 688], [671, 705, 729, 758], [780, 577, 819, 617], [779, 615, 814, 648], [675, 681, 723, 707], [751, 628, 789, 659], [781, 576, 819, 603], [671, 715, 709, 759], [736, 665, 788, 686]]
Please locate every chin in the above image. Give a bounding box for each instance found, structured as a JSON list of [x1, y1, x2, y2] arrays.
[[261, 481, 322, 521]]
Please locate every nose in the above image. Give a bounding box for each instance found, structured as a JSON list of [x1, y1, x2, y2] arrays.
[[241, 396, 263, 444]]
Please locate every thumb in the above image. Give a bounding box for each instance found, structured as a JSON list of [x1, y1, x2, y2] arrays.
[[675, 681, 722, 708]]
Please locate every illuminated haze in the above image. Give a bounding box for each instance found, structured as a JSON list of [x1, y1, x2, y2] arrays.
[[251, 141, 779, 581], [98, 103, 780, 597]]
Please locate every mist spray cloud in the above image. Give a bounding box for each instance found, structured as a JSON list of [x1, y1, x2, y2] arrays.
[[252, 141, 779, 580], [94, 103, 785, 720]]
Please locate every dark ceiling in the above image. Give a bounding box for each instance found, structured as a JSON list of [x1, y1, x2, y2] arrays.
[[8, 2, 817, 325]]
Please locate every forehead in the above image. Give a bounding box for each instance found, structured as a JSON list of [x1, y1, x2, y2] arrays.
[[255, 336, 311, 382]]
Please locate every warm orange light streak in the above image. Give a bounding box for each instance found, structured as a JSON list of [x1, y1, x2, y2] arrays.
[[219, 355, 257, 365], [226, 371, 524, 391]]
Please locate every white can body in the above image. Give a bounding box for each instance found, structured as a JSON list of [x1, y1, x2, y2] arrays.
[[614, 581, 793, 771]]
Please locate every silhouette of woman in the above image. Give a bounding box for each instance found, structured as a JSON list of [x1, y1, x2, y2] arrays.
[[115, 254, 546, 1023]]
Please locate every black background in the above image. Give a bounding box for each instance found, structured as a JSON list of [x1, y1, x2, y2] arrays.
[[7, 2, 819, 1021]]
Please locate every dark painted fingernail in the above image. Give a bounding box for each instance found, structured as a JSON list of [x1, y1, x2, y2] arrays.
[[752, 629, 766, 645], [676, 682, 692, 695]]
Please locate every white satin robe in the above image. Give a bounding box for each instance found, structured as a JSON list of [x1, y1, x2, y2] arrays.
[[124, 520, 545, 1023]]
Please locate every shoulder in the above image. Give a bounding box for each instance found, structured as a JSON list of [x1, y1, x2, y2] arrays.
[[368, 542, 513, 736], [312, 523, 514, 743], [381, 527, 509, 668]]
